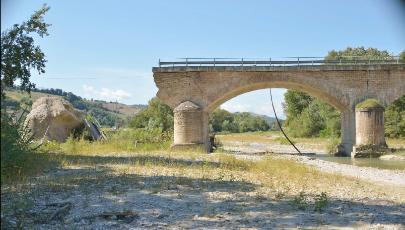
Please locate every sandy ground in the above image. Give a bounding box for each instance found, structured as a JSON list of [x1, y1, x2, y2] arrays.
[[1, 141, 405, 229]]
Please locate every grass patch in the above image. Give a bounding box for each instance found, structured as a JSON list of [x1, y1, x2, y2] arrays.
[[274, 137, 294, 145], [356, 98, 383, 109], [41, 128, 172, 155]]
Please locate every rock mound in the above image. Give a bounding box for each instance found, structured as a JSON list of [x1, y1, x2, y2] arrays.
[[25, 97, 84, 142]]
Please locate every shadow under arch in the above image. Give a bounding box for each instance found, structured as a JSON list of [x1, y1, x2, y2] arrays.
[[205, 81, 348, 113]]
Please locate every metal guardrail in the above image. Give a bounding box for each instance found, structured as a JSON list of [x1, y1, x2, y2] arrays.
[[158, 56, 402, 67]]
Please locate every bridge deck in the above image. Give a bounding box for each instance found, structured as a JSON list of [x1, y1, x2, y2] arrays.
[[153, 64, 405, 72]]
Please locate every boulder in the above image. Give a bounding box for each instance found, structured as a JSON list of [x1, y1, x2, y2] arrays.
[[25, 97, 84, 142]]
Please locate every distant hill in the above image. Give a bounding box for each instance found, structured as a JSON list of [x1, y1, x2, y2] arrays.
[[3, 88, 146, 127], [248, 113, 278, 125], [99, 101, 146, 117], [233, 112, 283, 125]]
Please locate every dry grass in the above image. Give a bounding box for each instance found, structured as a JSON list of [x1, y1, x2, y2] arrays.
[[216, 131, 281, 144], [387, 138, 405, 149], [47, 148, 404, 203], [3, 138, 404, 228], [217, 131, 405, 151], [30, 130, 404, 202], [216, 131, 330, 144]]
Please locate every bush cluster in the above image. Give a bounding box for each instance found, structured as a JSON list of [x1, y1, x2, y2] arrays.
[[283, 90, 340, 138], [129, 98, 173, 132], [1, 112, 53, 183], [209, 109, 270, 133]]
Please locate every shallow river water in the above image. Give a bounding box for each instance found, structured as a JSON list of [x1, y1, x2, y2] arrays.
[[314, 154, 405, 170]]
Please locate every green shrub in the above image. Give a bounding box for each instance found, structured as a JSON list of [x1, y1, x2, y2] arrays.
[[356, 99, 382, 109], [1, 112, 53, 183], [130, 98, 173, 132], [385, 95, 405, 138], [314, 192, 328, 212], [209, 109, 270, 133], [293, 192, 309, 210]]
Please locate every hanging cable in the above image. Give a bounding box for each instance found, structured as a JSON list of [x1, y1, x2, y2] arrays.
[[269, 89, 302, 155]]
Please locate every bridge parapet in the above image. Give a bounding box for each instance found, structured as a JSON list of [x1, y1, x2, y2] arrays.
[[153, 64, 404, 72], [154, 56, 403, 72]]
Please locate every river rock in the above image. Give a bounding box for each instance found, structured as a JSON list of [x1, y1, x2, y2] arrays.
[[352, 144, 389, 158], [25, 96, 84, 142]]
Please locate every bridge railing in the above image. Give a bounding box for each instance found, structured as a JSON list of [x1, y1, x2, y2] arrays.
[[158, 56, 402, 67]]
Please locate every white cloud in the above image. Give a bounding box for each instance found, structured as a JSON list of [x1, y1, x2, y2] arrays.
[[221, 103, 251, 112], [82, 84, 131, 101], [257, 103, 285, 119], [99, 88, 131, 100]]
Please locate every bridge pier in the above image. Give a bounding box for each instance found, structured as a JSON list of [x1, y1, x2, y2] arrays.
[[339, 108, 356, 156], [171, 101, 210, 151], [352, 100, 387, 158]]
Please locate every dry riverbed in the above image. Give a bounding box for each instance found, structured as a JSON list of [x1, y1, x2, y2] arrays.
[[1, 137, 405, 229]]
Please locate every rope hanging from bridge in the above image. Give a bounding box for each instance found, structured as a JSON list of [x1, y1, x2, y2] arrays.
[[269, 89, 302, 155]]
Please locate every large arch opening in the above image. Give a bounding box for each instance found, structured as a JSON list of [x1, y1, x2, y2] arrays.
[[208, 85, 345, 156]]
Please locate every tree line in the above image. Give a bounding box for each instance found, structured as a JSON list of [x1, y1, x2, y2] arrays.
[[129, 98, 273, 133]]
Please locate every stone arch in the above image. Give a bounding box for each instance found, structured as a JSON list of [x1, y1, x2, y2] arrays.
[[153, 65, 405, 155], [205, 81, 347, 113]]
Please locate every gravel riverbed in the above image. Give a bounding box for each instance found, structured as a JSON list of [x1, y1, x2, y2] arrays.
[[222, 141, 405, 187]]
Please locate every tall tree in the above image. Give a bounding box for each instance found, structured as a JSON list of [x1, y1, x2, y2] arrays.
[[130, 97, 174, 132], [384, 95, 405, 138], [1, 5, 50, 98], [400, 50, 405, 62], [325, 47, 391, 60]]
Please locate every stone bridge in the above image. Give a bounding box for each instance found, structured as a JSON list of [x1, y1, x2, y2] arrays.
[[152, 58, 405, 156]]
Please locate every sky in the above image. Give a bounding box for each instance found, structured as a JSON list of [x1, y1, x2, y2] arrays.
[[2, 0, 404, 118]]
